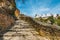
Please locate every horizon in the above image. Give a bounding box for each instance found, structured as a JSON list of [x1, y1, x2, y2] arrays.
[[15, 0, 60, 17]]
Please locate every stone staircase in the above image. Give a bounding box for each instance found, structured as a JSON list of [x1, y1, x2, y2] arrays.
[[0, 18, 60, 40], [1, 19, 48, 40]]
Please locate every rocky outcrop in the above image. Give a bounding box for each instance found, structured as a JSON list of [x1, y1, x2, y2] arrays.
[[0, 0, 19, 33], [0, 0, 16, 15]]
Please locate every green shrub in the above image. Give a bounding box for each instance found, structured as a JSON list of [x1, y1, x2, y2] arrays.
[[48, 16, 55, 25], [56, 19, 60, 26]]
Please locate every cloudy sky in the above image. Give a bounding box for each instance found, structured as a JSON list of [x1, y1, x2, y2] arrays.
[[15, 0, 60, 17]]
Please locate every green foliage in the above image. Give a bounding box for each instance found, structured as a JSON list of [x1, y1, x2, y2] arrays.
[[34, 18, 40, 21], [48, 16, 55, 25], [34, 17, 44, 22], [34, 15, 60, 26], [56, 19, 60, 26]]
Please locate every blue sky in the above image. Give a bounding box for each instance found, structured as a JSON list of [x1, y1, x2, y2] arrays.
[[15, 0, 60, 17]]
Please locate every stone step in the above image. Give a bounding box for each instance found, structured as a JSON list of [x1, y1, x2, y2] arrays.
[[11, 26, 33, 29], [6, 28, 35, 32], [11, 25, 33, 29], [15, 22, 29, 25], [16, 20, 28, 24], [13, 24, 30, 27], [0, 33, 28, 37], [0, 31, 39, 37], [2, 19, 42, 40]]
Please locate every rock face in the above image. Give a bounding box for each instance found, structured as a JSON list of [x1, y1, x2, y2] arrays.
[[0, 0, 16, 17], [0, 13, 15, 33], [0, 0, 19, 33]]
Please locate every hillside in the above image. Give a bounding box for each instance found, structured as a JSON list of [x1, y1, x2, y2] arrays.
[[0, 14, 59, 40], [19, 14, 60, 40]]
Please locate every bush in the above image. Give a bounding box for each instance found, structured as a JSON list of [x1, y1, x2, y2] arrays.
[[56, 20, 60, 26], [48, 16, 55, 25]]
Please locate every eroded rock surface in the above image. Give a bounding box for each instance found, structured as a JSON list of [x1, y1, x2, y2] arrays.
[[0, 0, 18, 33]]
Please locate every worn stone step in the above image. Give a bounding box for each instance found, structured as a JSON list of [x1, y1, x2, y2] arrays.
[[0, 31, 39, 37], [6, 28, 35, 32], [1, 31, 39, 37], [11, 26, 33, 29], [0, 34, 28, 37]]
